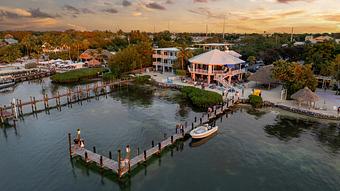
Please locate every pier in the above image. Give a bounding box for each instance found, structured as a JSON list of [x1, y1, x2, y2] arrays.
[[0, 79, 133, 125], [69, 97, 238, 178]]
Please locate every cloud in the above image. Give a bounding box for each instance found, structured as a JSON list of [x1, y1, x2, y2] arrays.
[[276, 0, 313, 3], [132, 12, 142, 16], [321, 14, 340, 22], [62, 5, 96, 16], [28, 8, 57, 18], [276, 10, 304, 17], [145, 2, 166, 10], [81, 8, 95, 14], [193, 0, 208, 2], [0, 7, 57, 19], [103, 8, 118, 14], [122, 0, 132, 7], [188, 7, 223, 19], [62, 5, 80, 14]]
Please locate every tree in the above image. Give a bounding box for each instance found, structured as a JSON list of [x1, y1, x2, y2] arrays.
[[0, 45, 22, 64], [272, 60, 317, 97], [177, 46, 193, 70], [305, 42, 336, 74], [247, 56, 256, 65], [108, 42, 152, 77]]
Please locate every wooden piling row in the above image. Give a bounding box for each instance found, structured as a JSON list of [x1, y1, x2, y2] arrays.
[[0, 79, 133, 125], [69, 98, 236, 178]]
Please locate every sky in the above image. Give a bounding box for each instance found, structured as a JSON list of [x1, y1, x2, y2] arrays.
[[0, 0, 339, 33]]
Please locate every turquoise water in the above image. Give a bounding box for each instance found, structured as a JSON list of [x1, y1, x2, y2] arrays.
[[0, 78, 339, 191]]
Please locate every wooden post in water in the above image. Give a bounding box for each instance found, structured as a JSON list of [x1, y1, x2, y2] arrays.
[[171, 135, 174, 143], [100, 156, 103, 167], [143, 150, 147, 161], [195, 116, 197, 122], [33, 97, 37, 112], [137, 147, 140, 156], [192, 123, 194, 130], [152, 140, 154, 147], [158, 143, 161, 154], [117, 149, 122, 176], [109, 151, 112, 159], [30, 96, 34, 113], [85, 151, 88, 162], [68, 133, 72, 157], [43, 94, 47, 109], [0, 107, 4, 124], [93, 146, 96, 153], [45, 94, 50, 112], [19, 100, 23, 115]]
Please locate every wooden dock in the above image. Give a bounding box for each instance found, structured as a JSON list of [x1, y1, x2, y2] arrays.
[[0, 79, 133, 125], [69, 97, 238, 178]]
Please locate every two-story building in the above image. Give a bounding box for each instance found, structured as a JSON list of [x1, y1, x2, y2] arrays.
[[152, 48, 179, 73], [188, 49, 245, 85]]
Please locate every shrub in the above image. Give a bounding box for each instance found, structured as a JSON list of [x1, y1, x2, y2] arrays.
[[51, 68, 102, 83], [25, 62, 37, 69], [134, 75, 151, 84], [102, 72, 116, 81], [181, 86, 222, 109], [175, 69, 187, 76], [248, 95, 263, 108]]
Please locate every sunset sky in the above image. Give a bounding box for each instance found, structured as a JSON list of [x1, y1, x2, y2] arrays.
[[0, 0, 339, 33]]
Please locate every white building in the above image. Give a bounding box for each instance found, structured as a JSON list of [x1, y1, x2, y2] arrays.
[[152, 48, 179, 73]]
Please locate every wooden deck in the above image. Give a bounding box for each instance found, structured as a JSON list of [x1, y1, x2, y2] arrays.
[[0, 79, 133, 124], [69, 97, 237, 177]]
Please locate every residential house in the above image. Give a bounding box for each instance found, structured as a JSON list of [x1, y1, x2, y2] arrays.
[[152, 48, 179, 73], [188, 49, 245, 85]]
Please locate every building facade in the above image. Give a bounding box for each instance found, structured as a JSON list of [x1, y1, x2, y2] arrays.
[[152, 48, 179, 73], [188, 49, 245, 85]]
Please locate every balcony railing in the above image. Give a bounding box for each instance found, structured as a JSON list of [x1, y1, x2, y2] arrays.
[[152, 54, 177, 59], [188, 67, 246, 76]]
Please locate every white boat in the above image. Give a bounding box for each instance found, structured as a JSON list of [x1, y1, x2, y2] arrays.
[[190, 124, 218, 139]]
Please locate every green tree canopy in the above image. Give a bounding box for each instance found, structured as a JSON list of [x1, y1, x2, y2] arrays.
[[272, 60, 317, 97]]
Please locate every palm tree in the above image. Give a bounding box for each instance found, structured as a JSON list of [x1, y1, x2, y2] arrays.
[[177, 45, 193, 70]]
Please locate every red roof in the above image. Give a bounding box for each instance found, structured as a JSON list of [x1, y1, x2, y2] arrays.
[[80, 53, 92, 60]]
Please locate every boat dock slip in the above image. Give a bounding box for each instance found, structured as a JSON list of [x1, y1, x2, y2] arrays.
[[0, 79, 133, 125], [69, 97, 238, 178]]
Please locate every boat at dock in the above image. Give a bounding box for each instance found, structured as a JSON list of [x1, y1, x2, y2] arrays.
[[190, 124, 218, 139]]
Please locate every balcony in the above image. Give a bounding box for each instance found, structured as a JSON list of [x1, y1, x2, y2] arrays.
[[152, 54, 177, 60], [188, 67, 246, 76], [153, 62, 173, 67]]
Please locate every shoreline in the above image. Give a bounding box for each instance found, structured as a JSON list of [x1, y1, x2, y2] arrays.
[[149, 73, 340, 121]]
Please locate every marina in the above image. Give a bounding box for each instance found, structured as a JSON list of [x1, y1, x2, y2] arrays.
[[69, 97, 235, 177], [0, 80, 338, 190]]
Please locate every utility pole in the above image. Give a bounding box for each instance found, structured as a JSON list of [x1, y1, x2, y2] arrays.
[[290, 27, 294, 42], [206, 24, 208, 37], [222, 15, 226, 40]]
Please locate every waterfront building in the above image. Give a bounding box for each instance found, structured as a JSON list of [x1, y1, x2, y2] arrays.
[[188, 49, 245, 85], [152, 47, 179, 73]]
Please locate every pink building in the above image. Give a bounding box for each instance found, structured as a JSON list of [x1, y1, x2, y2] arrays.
[[188, 49, 245, 85]]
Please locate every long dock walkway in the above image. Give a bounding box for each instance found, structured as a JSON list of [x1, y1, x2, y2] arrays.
[[0, 79, 132, 125], [69, 97, 238, 177]]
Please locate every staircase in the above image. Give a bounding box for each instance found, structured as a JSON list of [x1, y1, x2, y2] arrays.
[[215, 74, 230, 89]]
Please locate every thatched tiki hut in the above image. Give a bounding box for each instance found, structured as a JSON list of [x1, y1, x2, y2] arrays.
[[248, 65, 277, 89], [291, 87, 320, 108]]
